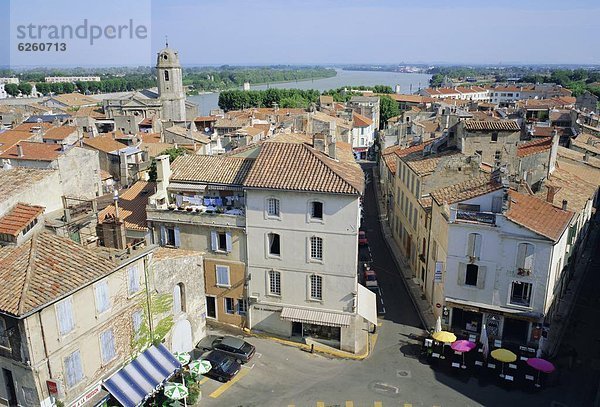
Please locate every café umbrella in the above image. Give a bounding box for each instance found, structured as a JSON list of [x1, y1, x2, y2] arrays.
[[173, 352, 191, 366], [451, 340, 476, 368], [491, 348, 517, 377], [163, 382, 189, 400], [189, 359, 212, 378], [432, 331, 456, 359], [527, 358, 556, 387]]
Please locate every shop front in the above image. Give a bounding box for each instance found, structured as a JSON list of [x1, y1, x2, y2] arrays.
[[281, 307, 350, 349]]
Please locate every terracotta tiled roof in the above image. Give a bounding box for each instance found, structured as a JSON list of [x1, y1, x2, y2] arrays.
[[382, 153, 397, 175], [463, 120, 520, 131], [0, 141, 62, 161], [403, 149, 460, 177], [517, 137, 553, 158], [431, 175, 502, 205], [0, 203, 44, 236], [352, 112, 373, 127], [12, 122, 54, 132], [72, 106, 105, 119], [83, 135, 128, 153], [0, 168, 55, 199], [0, 131, 38, 153], [538, 166, 598, 213], [393, 142, 428, 159], [0, 231, 117, 316], [244, 141, 364, 195], [171, 155, 255, 185], [386, 94, 425, 104], [42, 126, 77, 140], [194, 116, 218, 122], [419, 196, 433, 209], [98, 181, 155, 231], [49, 93, 98, 108], [506, 190, 573, 242], [140, 132, 161, 143]]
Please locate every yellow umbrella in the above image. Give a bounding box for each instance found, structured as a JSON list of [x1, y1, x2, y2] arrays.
[[491, 348, 517, 363], [491, 348, 517, 378], [432, 331, 456, 360], [432, 331, 457, 343]]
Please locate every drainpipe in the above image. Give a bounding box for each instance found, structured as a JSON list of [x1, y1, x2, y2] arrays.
[[425, 211, 433, 303], [143, 256, 154, 340]]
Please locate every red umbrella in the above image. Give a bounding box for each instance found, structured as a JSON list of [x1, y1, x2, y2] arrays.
[[527, 358, 556, 387], [450, 340, 476, 368]]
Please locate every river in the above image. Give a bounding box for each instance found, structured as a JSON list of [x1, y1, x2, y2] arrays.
[[188, 69, 431, 115]]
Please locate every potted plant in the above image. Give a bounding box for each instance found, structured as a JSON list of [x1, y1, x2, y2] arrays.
[[186, 207, 193, 212]]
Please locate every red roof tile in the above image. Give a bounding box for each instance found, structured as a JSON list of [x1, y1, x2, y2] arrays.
[[0, 142, 62, 161], [0, 203, 44, 236], [517, 137, 553, 158], [98, 181, 155, 231]]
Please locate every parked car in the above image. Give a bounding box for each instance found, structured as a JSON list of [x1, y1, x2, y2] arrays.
[[359, 231, 368, 245], [196, 335, 256, 363], [363, 268, 378, 290], [199, 350, 241, 382]]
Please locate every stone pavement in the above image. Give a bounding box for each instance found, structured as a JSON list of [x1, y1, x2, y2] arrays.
[[370, 166, 436, 331]]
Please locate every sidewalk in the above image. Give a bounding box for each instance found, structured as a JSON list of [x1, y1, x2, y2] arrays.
[[370, 167, 436, 331]]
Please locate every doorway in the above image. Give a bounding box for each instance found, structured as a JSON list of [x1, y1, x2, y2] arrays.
[[2, 368, 17, 406], [503, 317, 530, 344], [291, 322, 302, 337], [206, 296, 216, 319]]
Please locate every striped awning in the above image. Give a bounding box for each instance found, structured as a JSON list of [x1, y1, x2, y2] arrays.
[[103, 344, 181, 407], [280, 307, 351, 327]]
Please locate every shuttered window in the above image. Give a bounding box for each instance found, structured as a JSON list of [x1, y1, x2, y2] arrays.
[[100, 329, 116, 364], [64, 350, 84, 388], [216, 265, 230, 287], [466, 233, 482, 258], [56, 297, 75, 336], [128, 264, 141, 295], [94, 280, 110, 314]]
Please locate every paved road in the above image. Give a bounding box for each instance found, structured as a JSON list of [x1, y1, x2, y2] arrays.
[[195, 162, 582, 407]]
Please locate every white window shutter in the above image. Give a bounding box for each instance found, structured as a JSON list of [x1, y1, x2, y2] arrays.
[[174, 227, 181, 248], [476, 266, 486, 289], [524, 245, 534, 270], [225, 232, 232, 252], [95, 281, 109, 313], [160, 225, 167, 246], [457, 263, 467, 285], [516, 243, 526, 269], [466, 234, 475, 257], [57, 298, 74, 335], [473, 234, 482, 258], [210, 231, 218, 251]]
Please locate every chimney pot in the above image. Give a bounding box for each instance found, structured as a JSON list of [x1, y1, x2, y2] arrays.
[[16, 144, 24, 158], [546, 185, 556, 204], [562, 200, 568, 211]]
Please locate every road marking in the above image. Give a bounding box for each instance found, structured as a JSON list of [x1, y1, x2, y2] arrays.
[[243, 363, 255, 370], [316, 402, 325, 407], [255, 352, 262, 358], [377, 322, 382, 327], [374, 402, 383, 407], [345, 401, 354, 407], [198, 377, 209, 385], [404, 404, 413, 407], [208, 368, 250, 398]]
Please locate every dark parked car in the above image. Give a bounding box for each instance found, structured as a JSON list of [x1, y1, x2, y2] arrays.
[[200, 350, 241, 382], [196, 335, 256, 363]]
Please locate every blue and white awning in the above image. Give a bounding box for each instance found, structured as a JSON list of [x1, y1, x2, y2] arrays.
[[103, 344, 181, 407]]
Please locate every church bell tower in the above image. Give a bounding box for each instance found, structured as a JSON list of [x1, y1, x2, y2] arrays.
[[156, 43, 186, 122]]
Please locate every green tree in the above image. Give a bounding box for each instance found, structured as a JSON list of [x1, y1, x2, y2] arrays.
[[379, 95, 400, 128], [148, 147, 187, 181], [4, 83, 19, 96], [17, 83, 32, 96], [35, 82, 50, 95]]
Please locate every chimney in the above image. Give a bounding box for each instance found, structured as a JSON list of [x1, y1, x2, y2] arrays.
[[562, 200, 568, 211], [156, 154, 172, 195], [16, 144, 24, 157], [584, 151, 590, 162], [546, 185, 556, 204]]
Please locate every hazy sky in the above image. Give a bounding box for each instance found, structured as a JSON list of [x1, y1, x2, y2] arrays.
[[1, 0, 599, 68]]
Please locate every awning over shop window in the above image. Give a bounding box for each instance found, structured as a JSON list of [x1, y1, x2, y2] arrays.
[[280, 307, 351, 327], [357, 285, 378, 325], [103, 344, 181, 407]]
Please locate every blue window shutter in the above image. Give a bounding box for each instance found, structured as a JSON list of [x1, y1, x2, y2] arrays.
[[226, 232, 232, 252], [174, 227, 181, 247], [210, 231, 218, 251], [160, 225, 167, 246]]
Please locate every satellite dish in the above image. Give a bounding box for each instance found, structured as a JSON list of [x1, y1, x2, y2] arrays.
[[205, 127, 210, 133]]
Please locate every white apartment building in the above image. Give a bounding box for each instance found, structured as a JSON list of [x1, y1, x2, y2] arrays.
[[433, 182, 574, 348], [0, 84, 6, 100], [351, 111, 375, 159], [419, 86, 490, 101], [0, 78, 19, 85], [148, 133, 377, 354], [44, 76, 101, 83]]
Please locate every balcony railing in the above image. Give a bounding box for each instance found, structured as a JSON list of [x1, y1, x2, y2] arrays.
[[454, 209, 496, 225], [147, 207, 246, 228]]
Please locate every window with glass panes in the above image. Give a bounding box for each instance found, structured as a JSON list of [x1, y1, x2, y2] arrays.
[[269, 270, 281, 295], [267, 198, 280, 217], [310, 236, 323, 260], [310, 275, 322, 300]]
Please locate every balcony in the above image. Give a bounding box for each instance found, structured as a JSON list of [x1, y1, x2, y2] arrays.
[[451, 208, 496, 226], [147, 190, 246, 228]]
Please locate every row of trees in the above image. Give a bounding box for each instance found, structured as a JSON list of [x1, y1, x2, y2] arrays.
[[3, 83, 33, 97], [184, 67, 336, 93], [520, 69, 600, 97]]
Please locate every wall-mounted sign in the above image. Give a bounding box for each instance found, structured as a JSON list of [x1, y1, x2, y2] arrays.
[[434, 262, 444, 283]]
